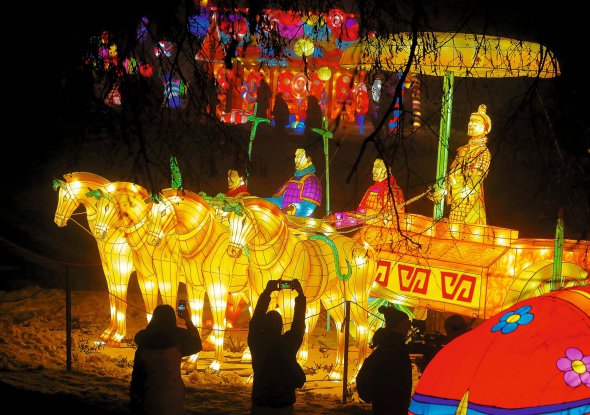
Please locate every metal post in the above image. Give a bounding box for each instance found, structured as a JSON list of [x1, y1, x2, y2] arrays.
[[433, 71, 454, 220], [65, 266, 72, 371], [551, 208, 564, 291], [342, 300, 351, 404]]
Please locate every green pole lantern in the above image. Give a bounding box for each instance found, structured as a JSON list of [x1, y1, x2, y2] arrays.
[[246, 103, 271, 184], [312, 116, 333, 216]]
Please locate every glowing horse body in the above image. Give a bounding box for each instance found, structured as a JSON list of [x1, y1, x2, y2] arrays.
[[53, 172, 135, 344], [92, 182, 184, 332], [226, 198, 377, 380], [146, 188, 249, 371]]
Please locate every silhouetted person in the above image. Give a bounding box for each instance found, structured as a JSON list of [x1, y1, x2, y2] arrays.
[[444, 314, 470, 344], [272, 93, 290, 133], [257, 79, 272, 120], [305, 95, 323, 135], [356, 306, 412, 415], [130, 304, 202, 415], [249, 279, 306, 414]]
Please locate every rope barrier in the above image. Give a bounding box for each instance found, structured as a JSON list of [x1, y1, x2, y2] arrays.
[[0, 235, 101, 267], [0, 287, 45, 303]]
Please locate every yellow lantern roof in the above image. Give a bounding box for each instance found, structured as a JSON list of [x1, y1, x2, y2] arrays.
[[340, 32, 560, 78]]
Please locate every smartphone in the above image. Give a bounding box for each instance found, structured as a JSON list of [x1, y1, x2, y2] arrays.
[[177, 300, 187, 318], [278, 280, 294, 290]]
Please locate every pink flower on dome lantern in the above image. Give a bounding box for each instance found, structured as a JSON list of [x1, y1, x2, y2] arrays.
[[557, 347, 590, 388]]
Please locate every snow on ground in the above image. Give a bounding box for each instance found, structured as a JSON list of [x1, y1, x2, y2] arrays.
[[0, 287, 420, 414]]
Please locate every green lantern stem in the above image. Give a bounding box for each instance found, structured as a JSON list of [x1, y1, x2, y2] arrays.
[[247, 103, 271, 184], [551, 207, 564, 291], [312, 116, 333, 216], [433, 71, 454, 221]]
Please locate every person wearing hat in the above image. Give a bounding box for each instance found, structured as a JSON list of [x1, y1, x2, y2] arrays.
[[225, 168, 250, 198], [431, 104, 492, 224], [266, 147, 322, 217], [356, 305, 413, 415]]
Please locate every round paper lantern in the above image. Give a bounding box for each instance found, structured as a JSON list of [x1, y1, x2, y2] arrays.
[[291, 73, 309, 99], [372, 78, 382, 102], [277, 71, 294, 100], [327, 9, 346, 31], [354, 84, 369, 114], [139, 64, 153, 78], [294, 38, 315, 57], [318, 66, 332, 81], [241, 73, 260, 104]]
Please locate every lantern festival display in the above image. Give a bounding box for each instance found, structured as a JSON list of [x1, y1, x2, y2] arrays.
[[55, 165, 589, 380], [410, 285, 590, 415]]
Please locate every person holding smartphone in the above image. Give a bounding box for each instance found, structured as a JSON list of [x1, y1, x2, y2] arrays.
[[130, 303, 202, 415], [248, 278, 307, 414]]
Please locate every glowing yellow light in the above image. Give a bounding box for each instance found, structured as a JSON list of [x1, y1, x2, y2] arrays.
[[242, 349, 252, 362], [144, 281, 155, 290], [106, 183, 115, 193], [210, 361, 221, 371], [329, 372, 342, 381], [191, 301, 204, 310], [357, 325, 367, 334], [298, 349, 308, 361], [116, 311, 125, 322], [294, 38, 315, 57], [130, 184, 138, 193], [318, 66, 332, 81], [355, 255, 367, 266]]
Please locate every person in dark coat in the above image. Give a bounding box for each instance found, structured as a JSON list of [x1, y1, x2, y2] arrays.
[[248, 279, 307, 414], [357, 305, 412, 415], [130, 304, 202, 415], [272, 93, 290, 133], [305, 95, 323, 133]]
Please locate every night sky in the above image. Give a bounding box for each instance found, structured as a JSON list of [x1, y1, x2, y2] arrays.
[[3, 1, 589, 289]]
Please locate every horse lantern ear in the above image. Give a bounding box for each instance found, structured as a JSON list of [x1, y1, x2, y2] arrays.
[[222, 203, 244, 217], [144, 193, 161, 204], [85, 188, 104, 200], [52, 179, 66, 191]]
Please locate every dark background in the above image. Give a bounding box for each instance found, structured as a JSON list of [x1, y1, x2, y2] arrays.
[[3, 1, 589, 290]]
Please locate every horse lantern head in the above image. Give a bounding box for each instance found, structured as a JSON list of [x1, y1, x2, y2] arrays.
[[92, 188, 121, 240], [226, 202, 256, 258], [53, 178, 79, 227], [146, 193, 176, 246]]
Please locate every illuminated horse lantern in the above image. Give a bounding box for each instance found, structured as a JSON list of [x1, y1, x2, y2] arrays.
[[91, 182, 185, 331], [225, 197, 377, 380], [145, 188, 249, 371], [53, 173, 135, 344]]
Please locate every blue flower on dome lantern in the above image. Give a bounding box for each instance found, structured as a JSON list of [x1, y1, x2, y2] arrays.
[[491, 305, 535, 334], [154, 41, 174, 58]]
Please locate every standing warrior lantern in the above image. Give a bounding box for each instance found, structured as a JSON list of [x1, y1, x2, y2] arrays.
[[433, 104, 492, 224]]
